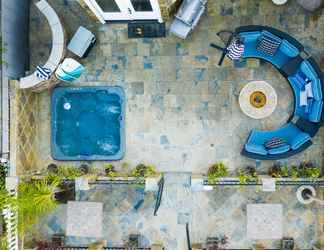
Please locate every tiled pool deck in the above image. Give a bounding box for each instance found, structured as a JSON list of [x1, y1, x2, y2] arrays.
[[33, 185, 322, 249], [29, 0, 324, 174], [24, 0, 324, 248]]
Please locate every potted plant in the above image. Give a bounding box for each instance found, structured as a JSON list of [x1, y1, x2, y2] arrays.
[[207, 162, 229, 184], [105, 164, 117, 179], [298, 161, 321, 179], [269, 163, 289, 178], [238, 166, 259, 184], [131, 164, 157, 179]]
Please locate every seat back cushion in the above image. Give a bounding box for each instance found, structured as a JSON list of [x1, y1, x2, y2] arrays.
[[309, 101, 323, 122], [245, 143, 268, 155], [278, 40, 299, 58], [300, 60, 322, 100], [256, 31, 282, 56]]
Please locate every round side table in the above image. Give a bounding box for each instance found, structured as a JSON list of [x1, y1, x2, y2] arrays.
[[239, 80, 278, 119]]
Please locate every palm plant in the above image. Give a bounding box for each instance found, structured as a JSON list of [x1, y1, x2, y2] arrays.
[[13, 179, 60, 249]]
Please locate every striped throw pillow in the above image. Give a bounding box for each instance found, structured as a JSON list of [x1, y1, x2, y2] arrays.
[[257, 32, 282, 56], [35, 65, 52, 80], [226, 39, 245, 60], [264, 137, 286, 149]]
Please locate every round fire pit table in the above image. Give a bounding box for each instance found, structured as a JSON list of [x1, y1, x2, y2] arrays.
[[239, 80, 278, 119]]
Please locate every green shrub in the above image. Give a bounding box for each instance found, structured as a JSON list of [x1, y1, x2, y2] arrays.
[[46, 165, 83, 182], [207, 163, 229, 184], [269, 164, 289, 178], [105, 164, 117, 179], [131, 164, 157, 178], [238, 166, 258, 184]]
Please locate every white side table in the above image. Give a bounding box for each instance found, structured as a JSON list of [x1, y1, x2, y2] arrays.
[[272, 0, 288, 5]]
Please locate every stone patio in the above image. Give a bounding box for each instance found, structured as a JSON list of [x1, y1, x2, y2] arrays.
[[20, 0, 324, 248], [25, 0, 324, 175], [34, 185, 322, 249]]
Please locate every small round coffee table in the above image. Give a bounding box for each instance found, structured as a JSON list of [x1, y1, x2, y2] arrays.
[[239, 80, 278, 119]]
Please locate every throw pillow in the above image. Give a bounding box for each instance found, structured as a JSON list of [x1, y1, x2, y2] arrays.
[[305, 98, 313, 114], [305, 82, 313, 98], [256, 31, 282, 56], [300, 90, 307, 106], [35, 65, 52, 80], [265, 137, 286, 149]]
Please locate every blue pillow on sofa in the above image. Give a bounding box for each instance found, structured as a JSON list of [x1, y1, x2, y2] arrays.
[[256, 31, 282, 56], [268, 144, 290, 155], [264, 137, 286, 149], [305, 98, 313, 114]]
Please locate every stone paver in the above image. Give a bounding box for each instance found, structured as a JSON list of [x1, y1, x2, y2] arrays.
[[247, 204, 283, 239], [66, 201, 103, 238], [36, 185, 320, 249], [25, 0, 324, 249]]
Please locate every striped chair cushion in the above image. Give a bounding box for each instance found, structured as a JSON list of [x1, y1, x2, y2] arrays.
[[256, 31, 282, 56], [264, 137, 286, 149], [226, 39, 245, 60], [35, 65, 52, 80]]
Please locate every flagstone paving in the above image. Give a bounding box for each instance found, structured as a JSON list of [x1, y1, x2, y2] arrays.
[[33, 185, 321, 249], [26, 0, 324, 248], [29, 0, 324, 174]]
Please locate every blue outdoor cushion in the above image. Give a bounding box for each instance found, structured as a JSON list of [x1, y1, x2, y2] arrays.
[[288, 75, 304, 90], [239, 31, 261, 43], [268, 144, 290, 155], [245, 143, 268, 155], [310, 78, 322, 101], [257, 31, 282, 56], [305, 98, 313, 114], [300, 60, 322, 100], [278, 40, 299, 58], [290, 132, 311, 150], [309, 101, 323, 122]]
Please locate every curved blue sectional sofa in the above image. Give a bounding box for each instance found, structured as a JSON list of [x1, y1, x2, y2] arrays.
[[234, 26, 324, 160]]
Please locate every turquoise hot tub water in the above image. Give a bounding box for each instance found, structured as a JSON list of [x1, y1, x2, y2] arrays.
[[51, 86, 125, 160]]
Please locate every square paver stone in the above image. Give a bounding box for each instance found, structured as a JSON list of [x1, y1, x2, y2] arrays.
[[66, 201, 103, 238], [247, 204, 283, 239]]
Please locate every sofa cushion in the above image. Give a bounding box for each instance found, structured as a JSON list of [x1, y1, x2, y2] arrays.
[[288, 75, 304, 90], [278, 40, 299, 58], [311, 78, 322, 101], [239, 31, 261, 43], [305, 98, 313, 114], [309, 100, 323, 122], [300, 60, 322, 100], [264, 137, 286, 149], [245, 143, 268, 155], [268, 144, 290, 155], [290, 132, 311, 150]]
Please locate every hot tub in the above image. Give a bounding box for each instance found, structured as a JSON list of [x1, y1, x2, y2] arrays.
[[51, 86, 125, 160]]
